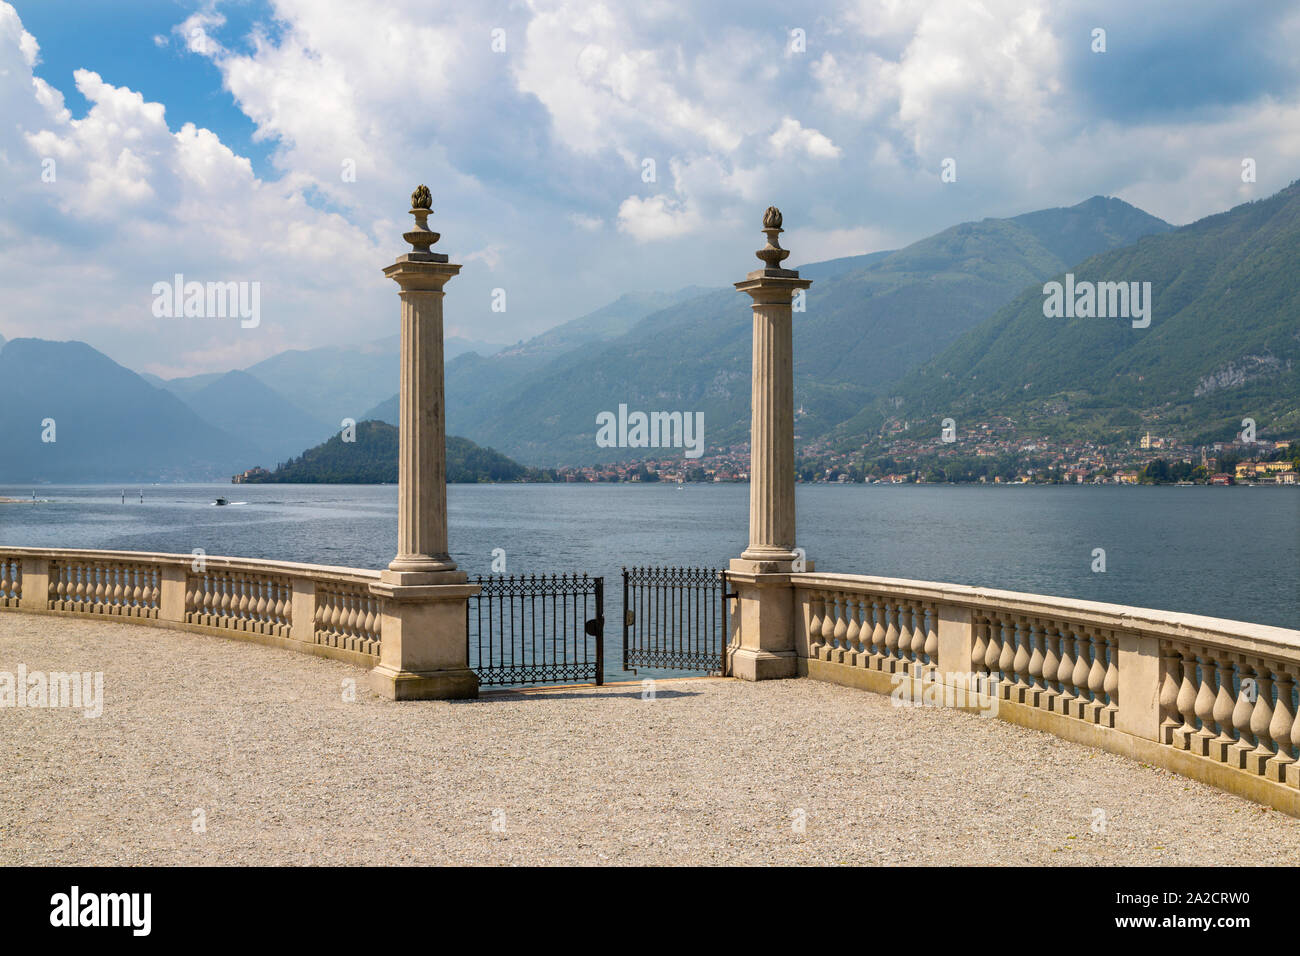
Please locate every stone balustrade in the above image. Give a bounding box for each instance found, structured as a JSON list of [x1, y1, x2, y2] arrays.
[[0, 547, 382, 667], [792, 572, 1300, 815], [3, 547, 1298, 814]]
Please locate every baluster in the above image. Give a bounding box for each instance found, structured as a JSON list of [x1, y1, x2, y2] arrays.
[[828, 592, 847, 663], [111, 568, 124, 613], [270, 580, 282, 635], [923, 604, 938, 667], [807, 592, 826, 658], [75, 566, 88, 611], [227, 573, 239, 626], [997, 617, 1016, 700], [894, 601, 913, 670], [1053, 627, 1077, 716], [821, 595, 842, 660], [363, 596, 376, 644], [1227, 663, 1258, 769], [1191, 649, 1219, 756], [238, 574, 251, 628], [1209, 658, 1238, 762], [1245, 668, 1276, 775], [1065, 628, 1089, 719], [843, 595, 861, 666], [91, 565, 104, 611], [971, 615, 989, 675], [1157, 646, 1181, 743], [868, 599, 885, 669], [1084, 629, 1107, 723], [1172, 646, 1198, 748], [984, 615, 1003, 691], [883, 601, 901, 672], [255, 582, 268, 632], [1265, 668, 1297, 783], [1039, 622, 1061, 711], [1026, 619, 1045, 707], [908, 602, 926, 673], [1101, 631, 1119, 727], [330, 593, 344, 646], [1289, 671, 1300, 790], [1011, 617, 1031, 703]]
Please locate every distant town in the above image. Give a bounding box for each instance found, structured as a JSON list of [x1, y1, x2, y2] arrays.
[[553, 423, 1299, 486]]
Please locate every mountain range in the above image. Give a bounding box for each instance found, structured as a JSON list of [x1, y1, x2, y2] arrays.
[[859, 180, 1300, 449], [2, 184, 1295, 482], [369, 195, 1175, 464]]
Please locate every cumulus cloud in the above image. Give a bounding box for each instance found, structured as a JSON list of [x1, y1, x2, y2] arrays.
[[1, 0, 1298, 375]]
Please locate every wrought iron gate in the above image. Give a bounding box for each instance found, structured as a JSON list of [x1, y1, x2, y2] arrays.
[[622, 566, 729, 675], [467, 574, 604, 687]]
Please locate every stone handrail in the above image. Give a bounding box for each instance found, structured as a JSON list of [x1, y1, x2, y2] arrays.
[[790, 572, 1300, 813], [0, 547, 383, 667]]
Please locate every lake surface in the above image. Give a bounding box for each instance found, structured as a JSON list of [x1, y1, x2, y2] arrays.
[[2, 483, 1295, 680]]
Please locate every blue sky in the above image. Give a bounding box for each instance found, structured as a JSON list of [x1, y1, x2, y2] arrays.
[[1, 0, 1298, 377]]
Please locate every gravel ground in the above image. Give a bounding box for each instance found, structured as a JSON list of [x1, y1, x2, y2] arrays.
[[2, 613, 1298, 866]]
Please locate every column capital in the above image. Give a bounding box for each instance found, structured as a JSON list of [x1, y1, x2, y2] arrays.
[[734, 272, 812, 302], [383, 257, 461, 292]]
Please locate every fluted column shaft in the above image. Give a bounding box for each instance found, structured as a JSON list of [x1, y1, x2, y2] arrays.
[[382, 260, 461, 580], [735, 275, 811, 568]]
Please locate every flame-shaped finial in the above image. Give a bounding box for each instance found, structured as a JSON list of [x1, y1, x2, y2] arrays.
[[756, 205, 789, 269], [404, 185, 440, 255]]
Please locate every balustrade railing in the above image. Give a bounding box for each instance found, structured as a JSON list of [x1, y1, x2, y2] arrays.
[[314, 582, 382, 656], [4, 548, 1298, 811], [792, 573, 1300, 803], [48, 558, 161, 619], [0, 548, 383, 665], [0, 553, 22, 608], [186, 569, 292, 637]]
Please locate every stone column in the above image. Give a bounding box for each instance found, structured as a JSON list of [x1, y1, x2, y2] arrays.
[[368, 185, 479, 700], [728, 207, 812, 680]]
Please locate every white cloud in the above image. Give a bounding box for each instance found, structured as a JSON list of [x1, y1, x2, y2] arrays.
[[1, 0, 1298, 376], [616, 194, 702, 241], [769, 116, 842, 160]]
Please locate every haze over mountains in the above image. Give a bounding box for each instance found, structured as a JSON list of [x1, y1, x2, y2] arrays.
[[3, 184, 1296, 483], [858, 180, 1300, 449], [369, 195, 1174, 464]]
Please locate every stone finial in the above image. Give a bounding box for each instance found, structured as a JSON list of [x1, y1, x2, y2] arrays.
[[756, 205, 789, 269], [404, 184, 440, 255]]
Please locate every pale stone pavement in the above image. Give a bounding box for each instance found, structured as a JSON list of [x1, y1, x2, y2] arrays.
[[2, 613, 1298, 866]]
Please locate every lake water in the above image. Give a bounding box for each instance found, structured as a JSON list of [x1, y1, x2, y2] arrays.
[[2, 483, 1295, 680]]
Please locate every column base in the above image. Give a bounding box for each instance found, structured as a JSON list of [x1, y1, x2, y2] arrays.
[[731, 555, 814, 575], [729, 648, 797, 681], [369, 664, 479, 701], [380, 568, 467, 587]]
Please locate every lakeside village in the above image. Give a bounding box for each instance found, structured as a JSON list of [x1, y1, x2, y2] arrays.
[[554, 420, 1298, 486]]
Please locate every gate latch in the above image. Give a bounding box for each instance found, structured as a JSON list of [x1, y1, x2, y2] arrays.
[[584, 616, 604, 637]]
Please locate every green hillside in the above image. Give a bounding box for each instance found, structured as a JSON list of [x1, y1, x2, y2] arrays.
[[430, 196, 1171, 465], [238, 420, 551, 483], [870, 180, 1300, 446]]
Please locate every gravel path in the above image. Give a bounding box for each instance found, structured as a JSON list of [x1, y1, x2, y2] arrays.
[[2, 612, 1298, 866]]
